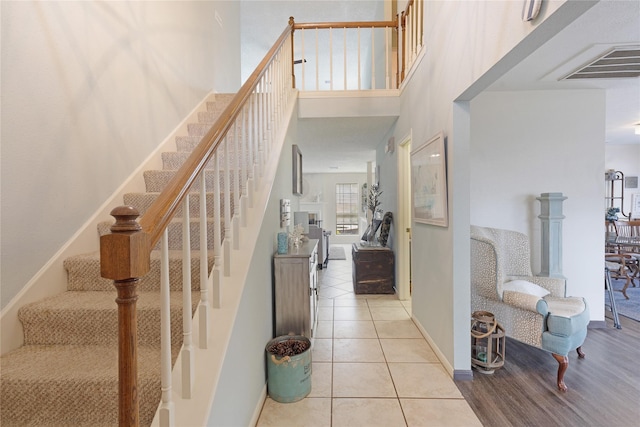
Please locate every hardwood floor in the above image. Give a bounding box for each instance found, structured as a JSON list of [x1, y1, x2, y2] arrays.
[[456, 315, 640, 427]]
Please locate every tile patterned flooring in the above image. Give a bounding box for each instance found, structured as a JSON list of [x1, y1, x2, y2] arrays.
[[256, 244, 482, 427]]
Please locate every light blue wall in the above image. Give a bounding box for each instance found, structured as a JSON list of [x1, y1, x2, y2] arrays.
[[376, 0, 597, 373], [208, 106, 299, 426], [470, 89, 606, 320]]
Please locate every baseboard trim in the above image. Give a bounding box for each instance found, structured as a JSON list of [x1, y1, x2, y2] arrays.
[[453, 370, 474, 381], [411, 314, 456, 377], [588, 320, 607, 329]]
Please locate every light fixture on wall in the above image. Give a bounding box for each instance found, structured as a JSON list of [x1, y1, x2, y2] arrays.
[[635, 122, 640, 135]]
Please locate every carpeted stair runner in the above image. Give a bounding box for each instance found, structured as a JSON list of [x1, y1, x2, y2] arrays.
[[0, 94, 235, 426]]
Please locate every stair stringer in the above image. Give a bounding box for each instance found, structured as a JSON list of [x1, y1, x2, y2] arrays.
[[0, 92, 220, 355], [150, 89, 299, 426]]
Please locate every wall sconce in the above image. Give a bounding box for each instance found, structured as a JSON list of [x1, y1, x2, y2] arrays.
[[634, 123, 640, 135]]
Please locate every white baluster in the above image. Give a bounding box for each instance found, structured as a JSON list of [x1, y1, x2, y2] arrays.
[[241, 105, 250, 220], [385, 26, 390, 89], [247, 96, 255, 206], [181, 196, 194, 399], [418, 0, 423, 49], [358, 27, 361, 90], [223, 137, 231, 277], [371, 27, 375, 90], [267, 66, 273, 155], [329, 27, 333, 91], [258, 79, 265, 178], [301, 29, 306, 90], [412, 2, 420, 58], [210, 152, 221, 315], [343, 28, 347, 90], [315, 29, 319, 90], [233, 117, 241, 248], [159, 228, 175, 427], [252, 90, 260, 194]]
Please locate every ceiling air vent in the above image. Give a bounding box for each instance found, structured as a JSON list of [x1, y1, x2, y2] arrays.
[[562, 46, 640, 80]]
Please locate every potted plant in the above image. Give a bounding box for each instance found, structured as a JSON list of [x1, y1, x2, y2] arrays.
[[366, 184, 383, 243], [265, 335, 312, 403], [606, 207, 620, 223]]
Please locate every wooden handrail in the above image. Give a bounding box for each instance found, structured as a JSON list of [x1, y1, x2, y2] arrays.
[[292, 20, 398, 31], [101, 21, 294, 427], [402, 0, 416, 17], [139, 22, 295, 249]]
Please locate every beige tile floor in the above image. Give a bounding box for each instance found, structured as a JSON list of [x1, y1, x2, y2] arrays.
[[256, 244, 482, 427]]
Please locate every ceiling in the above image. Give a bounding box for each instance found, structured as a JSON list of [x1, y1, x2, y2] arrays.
[[299, 1, 640, 174], [486, 0, 640, 146], [297, 116, 397, 174]]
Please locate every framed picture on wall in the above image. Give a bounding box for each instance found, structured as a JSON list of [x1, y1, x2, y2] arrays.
[[292, 144, 303, 195], [410, 132, 448, 227]]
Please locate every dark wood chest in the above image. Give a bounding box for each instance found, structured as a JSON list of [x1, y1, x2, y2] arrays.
[[351, 243, 395, 294]]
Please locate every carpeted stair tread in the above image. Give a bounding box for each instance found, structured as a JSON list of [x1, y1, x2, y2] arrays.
[[1, 344, 162, 426], [143, 169, 238, 193], [175, 135, 205, 152], [206, 94, 235, 110], [1, 92, 237, 426], [65, 250, 213, 292], [187, 122, 245, 138], [123, 192, 218, 218], [19, 290, 199, 347], [97, 217, 220, 251], [162, 150, 245, 172]]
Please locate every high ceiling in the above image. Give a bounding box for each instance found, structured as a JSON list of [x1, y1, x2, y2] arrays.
[[299, 1, 640, 174], [296, 116, 397, 174], [486, 0, 640, 146]]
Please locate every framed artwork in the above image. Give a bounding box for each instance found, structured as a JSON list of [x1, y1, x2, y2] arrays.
[[292, 144, 303, 195], [411, 132, 448, 226]]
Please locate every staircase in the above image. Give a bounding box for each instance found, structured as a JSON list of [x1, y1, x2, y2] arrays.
[[0, 94, 236, 426]]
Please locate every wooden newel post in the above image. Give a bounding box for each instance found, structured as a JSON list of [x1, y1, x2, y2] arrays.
[[289, 16, 296, 89], [100, 206, 150, 427], [400, 10, 406, 82]]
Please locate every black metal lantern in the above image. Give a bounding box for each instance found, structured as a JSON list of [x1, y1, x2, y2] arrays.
[[471, 310, 505, 374]]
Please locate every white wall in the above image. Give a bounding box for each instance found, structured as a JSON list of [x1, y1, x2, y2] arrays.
[[0, 1, 240, 309], [605, 144, 640, 219], [300, 173, 368, 244], [470, 90, 605, 320], [208, 106, 299, 426]]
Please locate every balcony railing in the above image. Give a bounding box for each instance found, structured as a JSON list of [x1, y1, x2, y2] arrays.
[[290, 0, 423, 91]]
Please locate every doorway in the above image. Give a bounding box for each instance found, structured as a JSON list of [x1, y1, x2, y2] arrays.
[[396, 132, 412, 300]]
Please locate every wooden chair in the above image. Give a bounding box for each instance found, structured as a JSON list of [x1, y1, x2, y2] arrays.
[[606, 221, 639, 298]]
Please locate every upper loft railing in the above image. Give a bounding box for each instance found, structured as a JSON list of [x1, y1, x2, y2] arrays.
[[290, 0, 424, 91]]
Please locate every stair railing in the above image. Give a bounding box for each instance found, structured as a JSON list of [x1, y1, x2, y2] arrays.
[[399, 0, 424, 83], [290, 17, 399, 90], [100, 21, 294, 426], [290, 1, 423, 91]]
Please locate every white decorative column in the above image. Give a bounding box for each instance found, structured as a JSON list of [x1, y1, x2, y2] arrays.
[[536, 192, 567, 278]]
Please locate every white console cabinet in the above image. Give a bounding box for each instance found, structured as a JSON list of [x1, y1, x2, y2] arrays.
[[273, 239, 318, 338]]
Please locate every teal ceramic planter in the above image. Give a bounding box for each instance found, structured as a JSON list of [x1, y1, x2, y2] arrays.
[[265, 335, 312, 403]]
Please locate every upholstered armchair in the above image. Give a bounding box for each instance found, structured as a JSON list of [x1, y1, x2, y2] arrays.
[[470, 225, 589, 391]]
